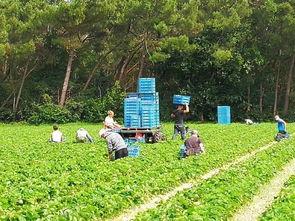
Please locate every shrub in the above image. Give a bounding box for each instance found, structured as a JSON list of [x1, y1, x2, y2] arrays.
[[27, 103, 74, 125]]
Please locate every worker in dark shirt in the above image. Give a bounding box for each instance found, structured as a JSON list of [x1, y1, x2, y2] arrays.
[[171, 103, 189, 140], [184, 130, 205, 156]]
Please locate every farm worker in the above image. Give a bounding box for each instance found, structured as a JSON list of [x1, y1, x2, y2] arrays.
[[171, 103, 189, 140], [183, 130, 205, 157], [104, 110, 121, 129], [76, 128, 93, 143], [50, 125, 64, 143], [99, 129, 128, 161], [275, 115, 287, 134], [245, 119, 253, 125]]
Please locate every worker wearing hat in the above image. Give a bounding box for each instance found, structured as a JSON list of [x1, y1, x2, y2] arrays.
[[183, 130, 205, 157], [99, 129, 128, 161]]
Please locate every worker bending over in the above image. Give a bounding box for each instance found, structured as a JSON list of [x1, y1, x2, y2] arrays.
[[76, 128, 93, 143], [99, 129, 128, 161]]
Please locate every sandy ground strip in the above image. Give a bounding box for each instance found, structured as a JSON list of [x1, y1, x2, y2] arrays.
[[232, 158, 295, 221], [110, 140, 281, 221]]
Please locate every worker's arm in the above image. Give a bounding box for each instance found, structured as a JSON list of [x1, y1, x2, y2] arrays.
[[86, 133, 94, 143], [183, 103, 189, 113], [282, 120, 287, 130], [200, 143, 205, 153], [106, 138, 113, 160], [108, 153, 113, 160], [171, 113, 175, 118]]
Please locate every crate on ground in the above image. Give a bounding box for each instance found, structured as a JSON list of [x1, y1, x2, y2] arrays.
[[173, 95, 190, 105], [138, 78, 156, 93], [124, 138, 137, 144], [217, 106, 231, 124], [127, 145, 140, 157]]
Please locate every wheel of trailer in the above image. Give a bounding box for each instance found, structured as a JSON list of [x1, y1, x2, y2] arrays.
[[152, 131, 167, 143]]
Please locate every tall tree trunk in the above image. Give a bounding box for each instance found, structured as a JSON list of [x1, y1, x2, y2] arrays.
[[83, 62, 99, 91], [59, 50, 75, 107], [247, 84, 251, 112], [283, 55, 295, 115], [82, 46, 118, 91], [273, 61, 281, 115], [0, 91, 14, 111], [138, 51, 145, 78], [14, 58, 38, 113], [14, 71, 27, 112], [259, 83, 264, 113]]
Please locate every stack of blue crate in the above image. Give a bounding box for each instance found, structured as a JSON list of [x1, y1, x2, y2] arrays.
[[124, 98, 141, 127], [217, 106, 231, 124], [124, 78, 160, 128]]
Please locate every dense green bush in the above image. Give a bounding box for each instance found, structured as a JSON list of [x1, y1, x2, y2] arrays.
[[27, 103, 75, 125], [21, 82, 126, 124], [0, 108, 14, 122], [81, 82, 126, 122]]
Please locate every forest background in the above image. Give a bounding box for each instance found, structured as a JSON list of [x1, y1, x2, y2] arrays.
[[0, 0, 294, 124]]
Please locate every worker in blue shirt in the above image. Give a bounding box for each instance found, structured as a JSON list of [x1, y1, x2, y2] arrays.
[[275, 115, 287, 134]]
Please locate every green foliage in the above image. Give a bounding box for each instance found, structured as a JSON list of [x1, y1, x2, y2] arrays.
[[260, 175, 295, 220], [81, 81, 125, 122], [81, 98, 105, 122], [0, 122, 290, 219], [136, 130, 295, 220], [27, 103, 75, 125]]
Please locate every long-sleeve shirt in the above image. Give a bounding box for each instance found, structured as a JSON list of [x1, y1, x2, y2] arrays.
[[185, 136, 203, 153], [105, 132, 127, 153]]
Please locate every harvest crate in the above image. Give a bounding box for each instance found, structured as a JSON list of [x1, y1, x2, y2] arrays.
[[173, 95, 191, 105], [127, 145, 140, 157], [217, 106, 231, 124], [138, 78, 156, 93]]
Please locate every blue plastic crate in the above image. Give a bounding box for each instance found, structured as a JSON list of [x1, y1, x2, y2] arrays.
[[138, 78, 156, 93], [128, 145, 140, 157], [173, 95, 191, 105], [124, 114, 141, 127], [217, 106, 231, 124], [139, 93, 159, 102], [127, 93, 139, 98]]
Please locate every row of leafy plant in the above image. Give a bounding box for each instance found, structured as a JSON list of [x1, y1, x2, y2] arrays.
[[259, 175, 295, 220], [135, 133, 295, 220], [0, 123, 291, 220]]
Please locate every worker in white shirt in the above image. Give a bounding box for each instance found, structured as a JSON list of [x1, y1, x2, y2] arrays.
[[76, 128, 93, 143], [104, 110, 121, 129], [50, 125, 64, 143]]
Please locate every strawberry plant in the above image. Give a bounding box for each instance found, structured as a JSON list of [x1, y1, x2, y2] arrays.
[[0, 123, 294, 220], [135, 135, 295, 220]]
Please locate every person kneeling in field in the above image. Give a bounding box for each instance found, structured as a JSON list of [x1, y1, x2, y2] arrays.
[[274, 115, 290, 141], [99, 129, 128, 161], [50, 125, 64, 143], [76, 128, 93, 143], [180, 130, 205, 158]]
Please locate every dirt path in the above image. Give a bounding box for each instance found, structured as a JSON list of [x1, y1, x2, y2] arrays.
[[231, 158, 295, 221], [110, 141, 279, 221]]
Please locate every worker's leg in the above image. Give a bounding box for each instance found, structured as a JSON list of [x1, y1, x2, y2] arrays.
[[173, 125, 179, 140], [115, 148, 128, 160], [179, 126, 186, 140]]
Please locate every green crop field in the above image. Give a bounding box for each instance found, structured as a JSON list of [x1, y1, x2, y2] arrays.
[[0, 122, 295, 220]]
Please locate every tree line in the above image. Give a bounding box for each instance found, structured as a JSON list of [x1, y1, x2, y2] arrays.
[[0, 0, 294, 123]]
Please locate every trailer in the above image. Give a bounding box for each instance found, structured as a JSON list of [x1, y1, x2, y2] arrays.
[[113, 127, 166, 143]]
